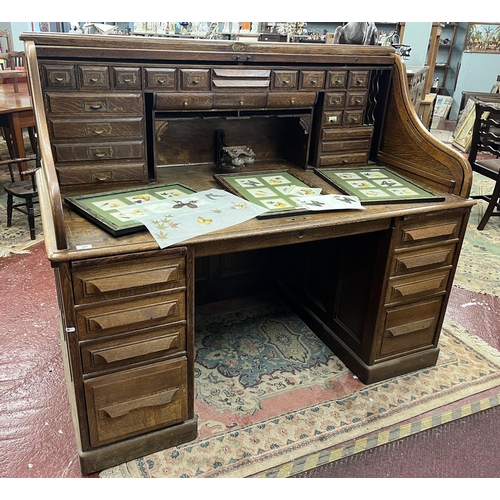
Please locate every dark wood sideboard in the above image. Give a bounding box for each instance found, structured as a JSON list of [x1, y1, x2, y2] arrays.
[[21, 33, 474, 475]]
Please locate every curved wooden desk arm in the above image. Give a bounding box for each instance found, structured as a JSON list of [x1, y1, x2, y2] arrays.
[[24, 41, 67, 252], [379, 55, 472, 199]]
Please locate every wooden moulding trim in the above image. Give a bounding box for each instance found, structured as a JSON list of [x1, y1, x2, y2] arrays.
[[380, 55, 472, 198], [25, 40, 68, 253]]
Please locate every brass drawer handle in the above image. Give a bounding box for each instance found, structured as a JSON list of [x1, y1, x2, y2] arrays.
[[89, 170, 114, 181], [89, 77, 100, 83], [183, 101, 189, 107], [100, 388, 179, 418], [290, 99, 295, 105], [156, 78, 167, 84], [89, 104, 103, 110]]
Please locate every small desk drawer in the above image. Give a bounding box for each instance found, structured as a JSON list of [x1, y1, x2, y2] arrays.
[[348, 70, 370, 89], [327, 70, 348, 89], [76, 291, 186, 340], [214, 93, 267, 108], [45, 93, 143, 114], [113, 67, 142, 90], [79, 65, 110, 90], [346, 91, 368, 108], [398, 213, 463, 248], [267, 92, 317, 108], [343, 109, 365, 126], [53, 140, 144, 162], [299, 70, 326, 89], [318, 151, 369, 166], [272, 70, 298, 90], [386, 268, 451, 304], [324, 92, 346, 109], [321, 138, 372, 152], [321, 126, 373, 141], [145, 68, 177, 90], [56, 162, 147, 186], [72, 251, 186, 304], [84, 358, 188, 447], [391, 243, 457, 276], [379, 297, 442, 358], [180, 69, 210, 90], [42, 64, 77, 90], [155, 92, 213, 110], [81, 323, 186, 374], [48, 117, 144, 139]]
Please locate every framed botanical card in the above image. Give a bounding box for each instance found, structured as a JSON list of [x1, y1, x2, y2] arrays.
[[315, 167, 445, 204], [64, 183, 196, 236], [213, 170, 325, 218]]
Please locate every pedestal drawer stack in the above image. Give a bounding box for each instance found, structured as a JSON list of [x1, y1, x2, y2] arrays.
[[58, 247, 195, 455], [41, 62, 147, 186]]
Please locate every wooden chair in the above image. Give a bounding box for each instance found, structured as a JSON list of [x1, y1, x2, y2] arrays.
[[468, 101, 500, 230], [0, 29, 27, 93], [1, 154, 40, 240]]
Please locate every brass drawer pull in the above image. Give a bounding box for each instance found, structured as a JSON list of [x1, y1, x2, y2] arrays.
[[88, 146, 112, 159], [100, 388, 178, 418], [89, 77, 100, 83], [183, 101, 189, 107], [156, 78, 167, 84], [89, 170, 114, 181]]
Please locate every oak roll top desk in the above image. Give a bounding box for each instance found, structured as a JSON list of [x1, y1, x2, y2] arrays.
[[21, 33, 474, 475]]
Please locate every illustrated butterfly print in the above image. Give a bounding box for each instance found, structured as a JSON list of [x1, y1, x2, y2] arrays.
[[173, 200, 198, 209], [197, 216, 213, 224]]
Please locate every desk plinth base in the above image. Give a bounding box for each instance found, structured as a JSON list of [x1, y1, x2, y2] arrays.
[[79, 416, 198, 476], [289, 298, 441, 385]]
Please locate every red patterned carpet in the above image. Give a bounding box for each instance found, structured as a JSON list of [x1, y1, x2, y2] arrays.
[[1, 241, 499, 478]]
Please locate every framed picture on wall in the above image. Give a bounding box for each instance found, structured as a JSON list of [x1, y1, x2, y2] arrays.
[[464, 23, 500, 53]]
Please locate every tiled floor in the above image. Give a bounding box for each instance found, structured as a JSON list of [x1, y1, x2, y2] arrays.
[[1, 120, 499, 478]]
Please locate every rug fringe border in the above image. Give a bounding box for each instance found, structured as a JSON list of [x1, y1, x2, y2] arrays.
[[255, 392, 500, 478]]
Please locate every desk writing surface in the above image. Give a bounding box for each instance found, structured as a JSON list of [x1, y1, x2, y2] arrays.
[[49, 163, 474, 262]]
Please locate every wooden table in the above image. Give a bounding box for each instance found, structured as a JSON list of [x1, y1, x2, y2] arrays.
[[0, 82, 35, 172]]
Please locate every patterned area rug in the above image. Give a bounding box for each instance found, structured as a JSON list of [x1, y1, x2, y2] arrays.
[[454, 174, 500, 297], [0, 195, 43, 258], [100, 294, 500, 478], [0, 135, 43, 258]]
